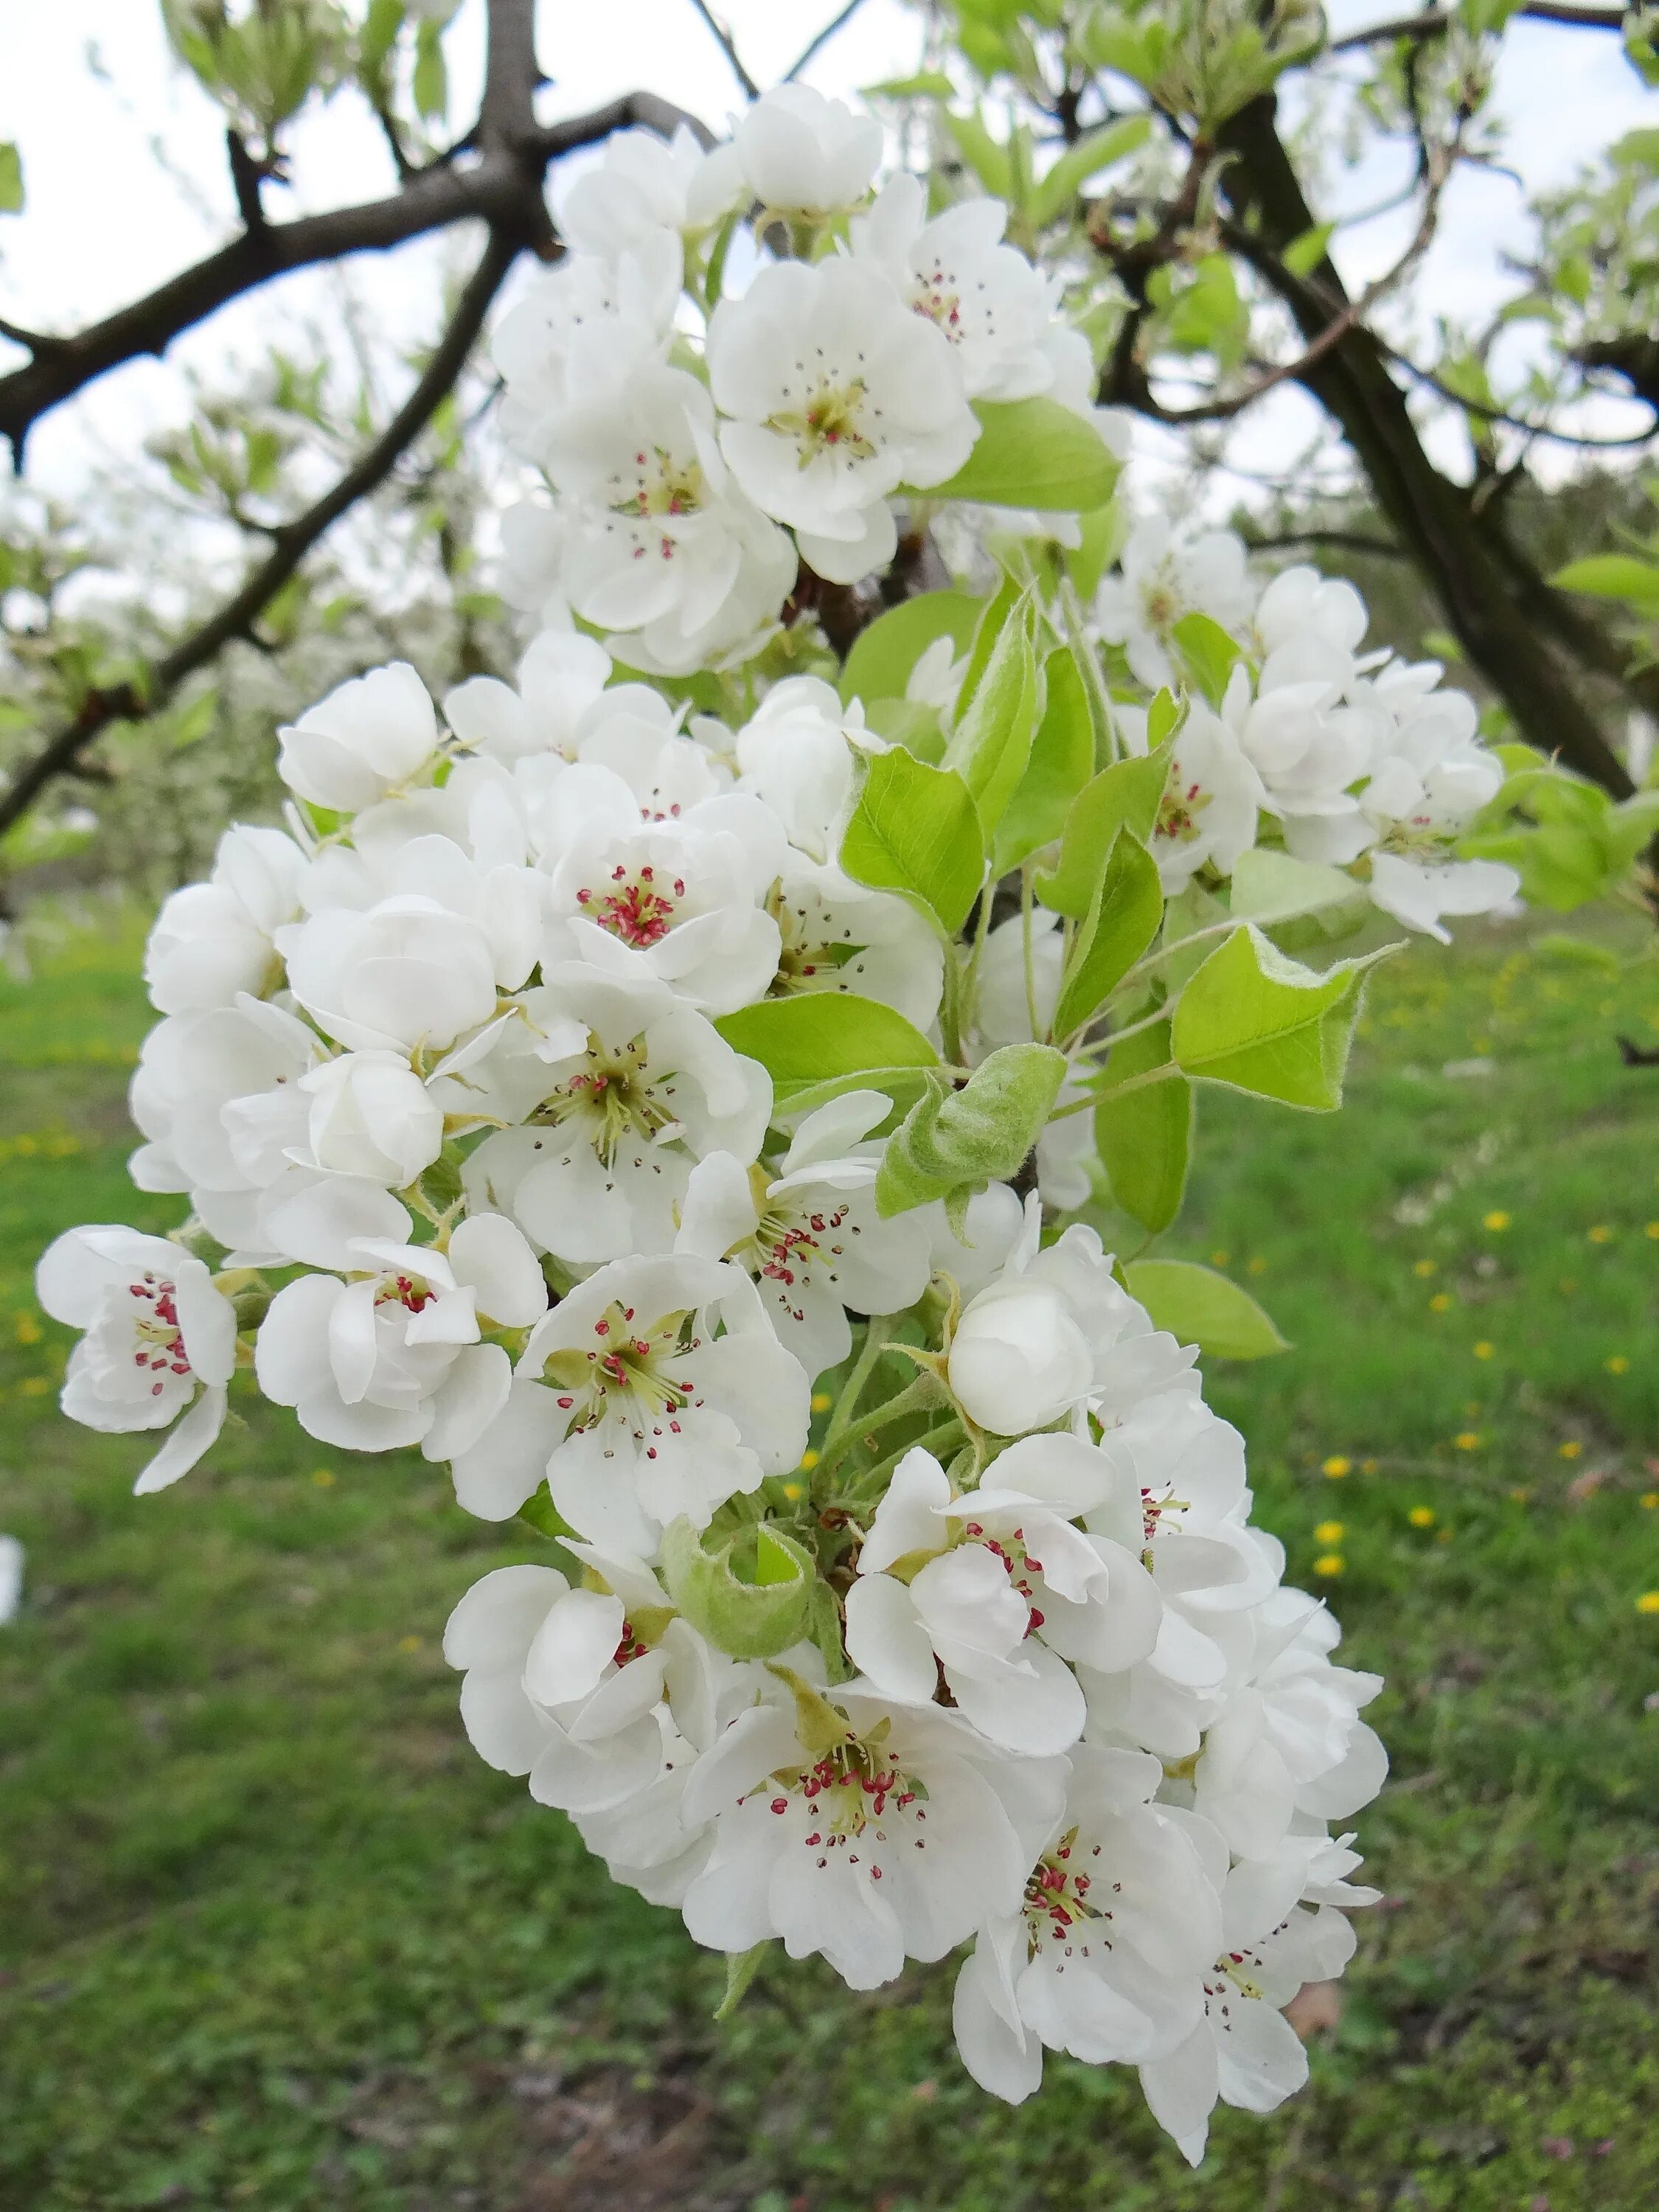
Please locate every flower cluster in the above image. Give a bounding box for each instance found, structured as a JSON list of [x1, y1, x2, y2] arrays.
[[1098, 518, 1521, 941], [42, 81, 1561, 2157]]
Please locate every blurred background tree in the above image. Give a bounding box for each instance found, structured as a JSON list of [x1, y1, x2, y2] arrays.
[[0, 0, 1655, 919]]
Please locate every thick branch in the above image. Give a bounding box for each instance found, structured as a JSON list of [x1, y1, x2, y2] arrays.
[[1214, 93, 1635, 797], [1329, 3, 1631, 53], [0, 232, 518, 841], [0, 91, 703, 464]]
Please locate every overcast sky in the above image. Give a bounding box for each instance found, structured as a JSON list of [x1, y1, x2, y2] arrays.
[[0, 0, 1650, 510]]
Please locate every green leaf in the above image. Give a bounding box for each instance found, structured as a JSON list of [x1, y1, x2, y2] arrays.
[[0, 142, 23, 215], [412, 18, 447, 119], [661, 1519, 816, 1660], [863, 69, 957, 99], [863, 697, 945, 762], [840, 746, 985, 936], [714, 1942, 773, 2021], [995, 649, 1096, 872], [1170, 611, 1243, 709], [956, 571, 1023, 720], [941, 109, 1012, 198], [1123, 1259, 1288, 1360], [1064, 501, 1127, 599], [1228, 849, 1363, 925], [1036, 739, 1174, 917], [714, 992, 938, 1101], [1052, 830, 1165, 1039], [1032, 113, 1153, 224], [1093, 1018, 1191, 1235], [943, 591, 1040, 836], [875, 1045, 1068, 1218], [917, 397, 1121, 511], [1550, 554, 1659, 611], [838, 590, 980, 707], [1171, 925, 1391, 1110], [1281, 221, 1333, 279]]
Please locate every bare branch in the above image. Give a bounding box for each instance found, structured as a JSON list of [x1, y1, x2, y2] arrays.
[[1241, 527, 1411, 561], [785, 0, 870, 83], [1328, 3, 1630, 55], [0, 91, 708, 466], [686, 0, 760, 100], [0, 232, 518, 839]]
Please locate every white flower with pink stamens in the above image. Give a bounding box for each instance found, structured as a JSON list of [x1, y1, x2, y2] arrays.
[[36, 1227, 237, 1493]]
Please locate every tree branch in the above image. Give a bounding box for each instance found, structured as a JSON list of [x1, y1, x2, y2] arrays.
[[1242, 527, 1411, 561], [686, 0, 760, 99], [785, 0, 870, 83], [1213, 91, 1635, 797], [0, 90, 707, 466], [0, 231, 519, 841], [1329, 4, 1632, 53]]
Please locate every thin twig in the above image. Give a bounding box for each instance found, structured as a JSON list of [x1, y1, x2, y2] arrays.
[[686, 0, 760, 99], [785, 0, 869, 83], [0, 232, 518, 838]]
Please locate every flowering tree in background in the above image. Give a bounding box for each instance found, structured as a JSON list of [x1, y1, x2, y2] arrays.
[[6, 0, 1658, 2162]]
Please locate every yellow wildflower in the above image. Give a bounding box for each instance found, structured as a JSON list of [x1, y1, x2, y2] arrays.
[[810, 1392, 832, 1413], [1473, 1340, 1495, 1360], [1429, 1292, 1453, 1313], [1314, 1520, 1344, 1545], [1638, 1593, 1659, 1617], [1408, 1506, 1436, 1528], [1454, 1432, 1481, 1451], [311, 1467, 335, 1488], [1604, 1356, 1629, 1376], [1321, 1455, 1352, 1479], [1558, 1440, 1583, 1461], [1312, 1554, 1344, 1579], [1482, 1210, 1510, 1232], [1587, 1225, 1613, 1245], [1413, 1259, 1437, 1279]]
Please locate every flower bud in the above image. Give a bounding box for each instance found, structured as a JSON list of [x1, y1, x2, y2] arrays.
[[947, 1279, 1092, 1435], [302, 1051, 443, 1188]]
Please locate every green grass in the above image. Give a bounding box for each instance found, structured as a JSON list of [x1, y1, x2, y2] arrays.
[[1, 902, 1657, 2212]]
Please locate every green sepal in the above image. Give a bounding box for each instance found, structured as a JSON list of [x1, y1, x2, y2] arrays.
[[661, 1518, 817, 1660]]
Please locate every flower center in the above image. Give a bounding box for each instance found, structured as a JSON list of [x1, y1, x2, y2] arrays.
[[1141, 577, 1182, 632], [760, 1727, 927, 1860], [768, 378, 877, 465], [542, 1301, 704, 1453], [575, 863, 685, 949], [911, 264, 964, 335], [533, 1033, 680, 1168], [616, 445, 705, 521], [1021, 1826, 1118, 1956], [374, 1271, 433, 1313], [1155, 777, 1211, 845], [126, 1273, 191, 1396], [961, 1521, 1046, 1630], [768, 889, 866, 994]]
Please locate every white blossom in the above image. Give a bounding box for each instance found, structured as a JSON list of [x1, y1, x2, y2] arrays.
[[515, 1252, 810, 1552], [731, 84, 881, 216], [675, 1091, 933, 1380], [143, 824, 305, 1015], [276, 663, 439, 813], [36, 1227, 237, 1492], [709, 258, 978, 584]]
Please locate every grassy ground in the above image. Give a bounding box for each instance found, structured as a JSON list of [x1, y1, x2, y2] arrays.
[[1, 902, 1656, 2212]]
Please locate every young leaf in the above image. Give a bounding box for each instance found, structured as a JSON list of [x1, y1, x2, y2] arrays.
[[1228, 849, 1365, 925], [1036, 739, 1174, 917], [1093, 1018, 1192, 1235], [956, 571, 1023, 720], [874, 1045, 1068, 1217], [940, 108, 1012, 198], [661, 1518, 816, 1660], [1171, 925, 1392, 1110], [1031, 113, 1154, 225], [1170, 611, 1243, 709], [917, 397, 1121, 511], [995, 649, 1096, 872], [1122, 1259, 1289, 1360], [838, 590, 981, 708], [1281, 221, 1334, 279], [0, 142, 23, 215], [839, 748, 986, 936], [1052, 830, 1165, 1040], [1549, 553, 1659, 611], [943, 593, 1040, 836], [714, 992, 939, 1099]]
